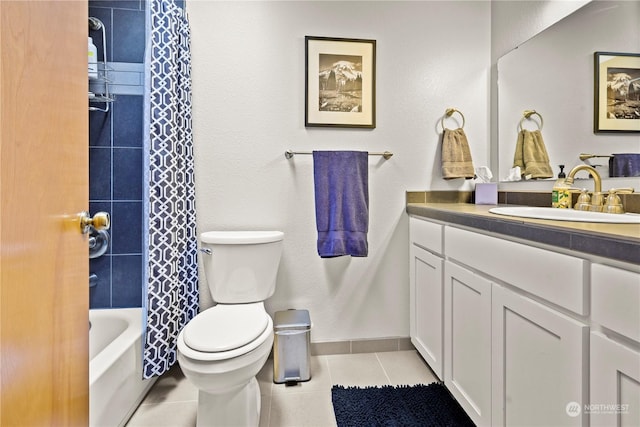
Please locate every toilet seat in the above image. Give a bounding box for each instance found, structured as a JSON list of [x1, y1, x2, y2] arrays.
[[180, 303, 272, 360]]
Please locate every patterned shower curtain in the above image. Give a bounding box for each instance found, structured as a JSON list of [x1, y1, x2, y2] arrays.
[[142, 0, 198, 379]]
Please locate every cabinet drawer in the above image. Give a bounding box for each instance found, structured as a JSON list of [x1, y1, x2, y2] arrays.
[[445, 226, 588, 315], [410, 216, 443, 255], [592, 264, 640, 342]]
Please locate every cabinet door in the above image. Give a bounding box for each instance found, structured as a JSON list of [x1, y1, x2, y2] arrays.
[[492, 285, 588, 427], [590, 332, 640, 427], [592, 264, 640, 343], [410, 243, 443, 379], [444, 261, 492, 426]]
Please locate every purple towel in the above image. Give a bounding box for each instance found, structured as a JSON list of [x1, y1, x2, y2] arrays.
[[313, 151, 369, 258], [609, 154, 640, 177]]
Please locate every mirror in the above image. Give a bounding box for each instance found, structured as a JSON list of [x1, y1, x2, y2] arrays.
[[497, 1, 640, 183]]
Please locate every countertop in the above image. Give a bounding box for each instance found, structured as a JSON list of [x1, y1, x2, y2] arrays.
[[406, 202, 640, 265]]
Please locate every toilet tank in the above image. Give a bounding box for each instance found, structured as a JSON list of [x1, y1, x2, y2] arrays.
[[200, 231, 284, 304]]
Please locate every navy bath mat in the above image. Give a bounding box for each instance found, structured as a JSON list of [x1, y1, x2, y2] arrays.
[[331, 383, 475, 427]]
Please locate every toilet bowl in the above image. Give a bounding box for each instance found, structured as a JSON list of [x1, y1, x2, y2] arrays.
[[177, 303, 273, 427], [176, 230, 284, 427]]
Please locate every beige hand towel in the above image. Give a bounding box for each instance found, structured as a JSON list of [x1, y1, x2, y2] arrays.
[[512, 129, 553, 179], [442, 128, 475, 180], [512, 130, 526, 172]]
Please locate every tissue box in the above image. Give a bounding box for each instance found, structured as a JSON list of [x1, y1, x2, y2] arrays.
[[475, 183, 498, 205]]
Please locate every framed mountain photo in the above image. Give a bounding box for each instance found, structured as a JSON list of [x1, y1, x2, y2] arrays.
[[594, 51, 640, 133], [305, 36, 376, 128]]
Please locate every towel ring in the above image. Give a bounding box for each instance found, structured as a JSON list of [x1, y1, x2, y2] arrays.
[[518, 110, 544, 131], [440, 108, 465, 130]]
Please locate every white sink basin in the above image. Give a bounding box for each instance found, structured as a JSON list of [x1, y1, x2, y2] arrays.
[[489, 207, 640, 224]]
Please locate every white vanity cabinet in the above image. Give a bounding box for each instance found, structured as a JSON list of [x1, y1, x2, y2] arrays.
[[408, 208, 640, 426], [443, 261, 492, 426], [409, 216, 444, 379], [444, 226, 588, 427], [590, 264, 640, 427]]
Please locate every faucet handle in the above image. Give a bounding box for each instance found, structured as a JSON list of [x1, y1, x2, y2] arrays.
[[609, 187, 634, 194], [574, 188, 591, 211], [603, 189, 625, 214]]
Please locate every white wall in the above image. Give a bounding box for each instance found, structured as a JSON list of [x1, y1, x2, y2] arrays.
[[188, 1, 490, 342]]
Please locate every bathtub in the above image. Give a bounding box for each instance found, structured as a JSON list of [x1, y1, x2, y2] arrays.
[[90, 308, 157, 427]]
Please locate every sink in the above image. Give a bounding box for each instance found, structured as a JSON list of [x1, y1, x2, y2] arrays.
[[489, 207, 640, 224]]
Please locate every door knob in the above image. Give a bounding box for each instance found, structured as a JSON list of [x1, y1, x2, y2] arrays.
[[79, 211, 110, 234]]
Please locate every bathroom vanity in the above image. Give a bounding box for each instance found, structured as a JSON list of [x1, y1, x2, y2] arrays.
[[406, 197, 640, 427]]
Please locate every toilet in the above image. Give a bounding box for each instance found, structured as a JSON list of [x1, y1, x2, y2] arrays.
[[177, 230, 284, 427]]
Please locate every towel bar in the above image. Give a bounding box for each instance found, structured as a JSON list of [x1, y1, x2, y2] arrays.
[[579, 153, 613, 161], [285, 150, 393, 160]]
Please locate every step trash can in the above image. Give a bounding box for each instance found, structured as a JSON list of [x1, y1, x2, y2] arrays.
[[273, 309, 311, 385]]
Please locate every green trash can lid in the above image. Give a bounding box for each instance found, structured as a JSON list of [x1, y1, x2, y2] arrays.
[[274, 309, 310, 331]]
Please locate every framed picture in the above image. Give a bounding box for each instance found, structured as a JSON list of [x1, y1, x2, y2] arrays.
[[594, 51, 640, 133], [305, 36, 376, 128]]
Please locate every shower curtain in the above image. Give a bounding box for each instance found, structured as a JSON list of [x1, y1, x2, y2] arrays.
[[142, 0, 198, 379]]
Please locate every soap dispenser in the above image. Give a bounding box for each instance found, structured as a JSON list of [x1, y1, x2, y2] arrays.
[[557, 165, 566, 178], [552, 177, 571, 208]]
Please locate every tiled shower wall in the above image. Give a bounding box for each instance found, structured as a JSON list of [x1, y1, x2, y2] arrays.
[[89, 0, 146, 308]]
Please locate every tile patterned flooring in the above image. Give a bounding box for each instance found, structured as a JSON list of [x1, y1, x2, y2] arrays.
[[126, 350, 438, 427]]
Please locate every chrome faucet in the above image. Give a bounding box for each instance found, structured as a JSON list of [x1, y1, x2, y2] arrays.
[[564, 165, 603, 211]]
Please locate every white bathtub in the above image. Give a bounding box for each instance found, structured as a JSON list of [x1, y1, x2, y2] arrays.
[[90, 308, 157, 427]]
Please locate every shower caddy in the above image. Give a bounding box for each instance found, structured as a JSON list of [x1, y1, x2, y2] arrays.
[[88, 17, 114, 112]]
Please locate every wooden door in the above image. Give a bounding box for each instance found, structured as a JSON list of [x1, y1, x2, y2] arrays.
[[0, 1, 89, 425]]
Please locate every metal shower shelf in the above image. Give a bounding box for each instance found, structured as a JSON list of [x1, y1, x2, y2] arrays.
[[89, 16, 114, 113]]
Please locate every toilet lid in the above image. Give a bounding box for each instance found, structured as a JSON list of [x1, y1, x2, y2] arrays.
[[182, 304, 270, 353]]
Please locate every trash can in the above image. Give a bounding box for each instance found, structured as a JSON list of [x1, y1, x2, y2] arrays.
[[273, 309, 311, 384]]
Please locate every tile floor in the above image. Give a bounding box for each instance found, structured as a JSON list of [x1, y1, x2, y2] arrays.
[[126, 350, 439, 427]]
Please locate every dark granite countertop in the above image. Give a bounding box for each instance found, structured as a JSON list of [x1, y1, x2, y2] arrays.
[[406, 202, 640, 265]]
